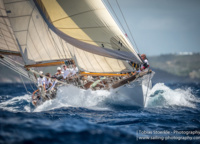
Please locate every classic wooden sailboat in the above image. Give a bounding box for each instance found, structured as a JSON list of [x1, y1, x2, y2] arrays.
[[0, 0, 154, 107]]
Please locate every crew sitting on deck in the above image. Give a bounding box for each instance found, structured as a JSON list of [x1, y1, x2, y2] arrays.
[[44, 73, 52, 91], [140, 54, 149, 71], [49, 76, 58, 91], [37, 71, 45, 90], [62, 64, 71, 79], [70, 64, 79, 77], [54, 67, 64, 80]]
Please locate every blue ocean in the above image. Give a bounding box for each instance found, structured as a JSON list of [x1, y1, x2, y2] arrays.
[[0, 82, 200, 144]]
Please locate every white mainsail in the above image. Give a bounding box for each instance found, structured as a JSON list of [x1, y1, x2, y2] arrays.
[[2, 0, 141, 73]]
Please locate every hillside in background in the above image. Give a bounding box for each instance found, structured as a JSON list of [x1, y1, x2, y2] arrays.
[[148, 53, 200, 80]]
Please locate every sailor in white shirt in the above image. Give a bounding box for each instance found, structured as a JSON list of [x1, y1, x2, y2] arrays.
[[37, 71, 46, 99], [62, 65, 71, 79], [37, 71, 45, 87], [49, 76, 57, 91], [44, 73, 52, 90], [55, 67, 64, 80], [70, 65, 79, 76]]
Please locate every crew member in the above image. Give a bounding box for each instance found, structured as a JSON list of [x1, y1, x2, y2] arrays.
[[140, 54, 149, 71], [55, 67, 64, 80], [62, 65, 71, 79], [44, 73, 52, 90], [37, 71, 45, 90]]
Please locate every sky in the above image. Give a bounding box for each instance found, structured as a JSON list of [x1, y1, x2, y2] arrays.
[[104, 0, 200, 56]]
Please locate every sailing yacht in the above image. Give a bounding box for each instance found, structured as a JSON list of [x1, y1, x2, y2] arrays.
[[0, 0, 154, 107]]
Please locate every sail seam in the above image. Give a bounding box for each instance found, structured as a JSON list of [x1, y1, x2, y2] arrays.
[[52, 8, 105, 23], [84, 51, 96, 72], [104, 57, 114, 72], [93, 54, 105, 72], [57, 26, 115, 30]]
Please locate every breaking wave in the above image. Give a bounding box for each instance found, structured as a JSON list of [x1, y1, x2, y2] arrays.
[[146, 83, 199, 108], [0, 83, 199, 112]]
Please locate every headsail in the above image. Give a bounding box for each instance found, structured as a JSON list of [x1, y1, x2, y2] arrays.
[[4, 0, 72, 65], [0, 0, 20, 56]]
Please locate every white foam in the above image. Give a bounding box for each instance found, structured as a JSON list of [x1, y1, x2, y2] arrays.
[[146, 83, 199, 108], [0, 83, 199, 112], [0, 94, 31, 112], [34, 85, 111, 112]]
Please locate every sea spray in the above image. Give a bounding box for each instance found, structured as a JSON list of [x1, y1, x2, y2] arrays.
[[0, 83, 199, 112], [146, 83, 198, 108]]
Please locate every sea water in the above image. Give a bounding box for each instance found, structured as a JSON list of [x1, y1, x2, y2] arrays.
[[0, 83, 199, 144]]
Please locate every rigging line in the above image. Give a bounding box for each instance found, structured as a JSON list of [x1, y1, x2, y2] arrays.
[[27, 73, 37, 91], [115, 0, 140, 53], [59, 37, 68, 59], [0, 60, 30, 78], [106, 0, 126, 34], [2, 58, 30, 78], [0, 61, 31, 80], [64, 42, 72, 59], [45, 27, 61, 60], [42, 14, 64, 60], [3, 56, 24, 66], [8, 55, 32, 90], [31, 14, 52, 60], [19, 73, 31, 95], [72, 46, 88, 71], [27, 31, 44, 61], [48, 28, 64, 60], [105, 0, 138, 54]]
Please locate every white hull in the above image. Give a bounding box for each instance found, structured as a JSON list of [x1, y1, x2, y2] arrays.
[[113, 73, 153, 107]]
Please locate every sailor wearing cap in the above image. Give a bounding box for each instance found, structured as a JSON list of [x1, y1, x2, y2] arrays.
[[55, 67, 64, 80], [37, 71, 45, 87]]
